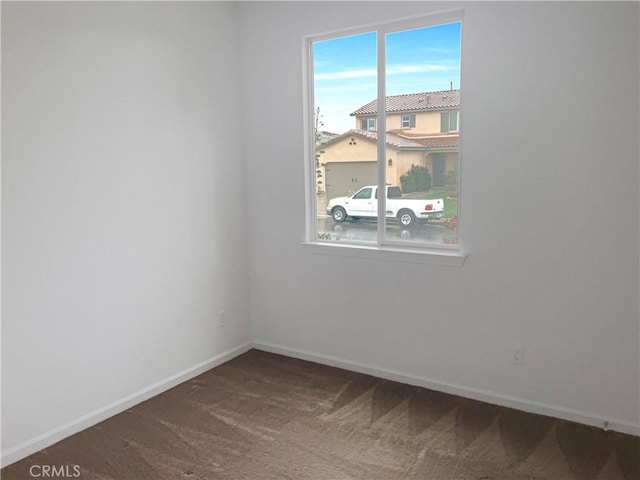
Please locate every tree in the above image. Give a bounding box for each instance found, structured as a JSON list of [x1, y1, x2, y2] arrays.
[[314, 107, 325, 191]]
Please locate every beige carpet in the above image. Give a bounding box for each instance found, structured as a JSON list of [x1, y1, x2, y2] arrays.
[[2, 349, 638, 479]]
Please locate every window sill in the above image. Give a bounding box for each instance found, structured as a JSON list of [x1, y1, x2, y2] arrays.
[[301, 241, 467, 267]]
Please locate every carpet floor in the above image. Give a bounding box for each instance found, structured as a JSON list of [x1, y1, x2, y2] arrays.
[[2, 349, 639, 480]]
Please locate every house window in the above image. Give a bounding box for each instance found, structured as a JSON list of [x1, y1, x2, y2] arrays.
[[361, 118, 376, 131], [441, 111, 458, 132], [402, 114, 416, 129], [307, 12, 463, 257]]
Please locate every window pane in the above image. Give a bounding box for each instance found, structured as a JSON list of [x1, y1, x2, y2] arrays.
[[385, 22, 461, 246], [313, 32, 378, 244], [441, 112, 449, 132]]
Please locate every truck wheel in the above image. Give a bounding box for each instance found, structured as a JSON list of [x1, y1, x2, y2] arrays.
[[398, 210, 416, 227], [332, 206, 347, 223]]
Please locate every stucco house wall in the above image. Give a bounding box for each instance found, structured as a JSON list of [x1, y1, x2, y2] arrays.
[[320, 135, 432, 191], [375, 111, 445, 135]]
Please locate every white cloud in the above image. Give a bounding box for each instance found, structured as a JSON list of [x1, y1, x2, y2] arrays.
[[387, 64, 450, 74], [314, 83, 376, 94], [314, 68, 377, 81], [315, 63, 455, 82]]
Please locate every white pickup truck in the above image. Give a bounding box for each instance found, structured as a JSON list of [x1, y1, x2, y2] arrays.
[[326, 185, 445, 227]]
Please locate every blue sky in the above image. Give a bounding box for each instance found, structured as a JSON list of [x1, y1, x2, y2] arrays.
[[313, 22, 461, 134]]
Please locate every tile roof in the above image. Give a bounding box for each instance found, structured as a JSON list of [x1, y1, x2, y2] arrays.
[[356, 130, 426, 148], [319, 130, 459, 150], [351, 89, 460, 116], [412, 135, 459, 148], [320, 130, 425, 149]]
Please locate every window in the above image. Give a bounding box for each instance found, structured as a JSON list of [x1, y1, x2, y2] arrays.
[[353, 187, 373, 199], [361, 118, 376, 131], [441, 111, 458, 132], [307, 12, 463, 255], [402, 114, 416, 129]]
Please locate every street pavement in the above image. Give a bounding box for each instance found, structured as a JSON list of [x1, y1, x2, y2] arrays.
[[316, 217, 454, 245]]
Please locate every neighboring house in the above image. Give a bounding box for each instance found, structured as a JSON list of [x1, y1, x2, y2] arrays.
[[316, 130, 340, 145], [318, 89, 459, 200]]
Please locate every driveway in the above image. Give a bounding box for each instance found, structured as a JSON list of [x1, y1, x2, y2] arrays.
[[316, 217, 455, 244]]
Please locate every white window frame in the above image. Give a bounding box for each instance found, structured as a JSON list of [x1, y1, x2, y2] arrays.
[[402, 114, 416, 129], [302, 10, 467, 266], [441, 110, 459, 132], [361, 117, 376, 131]]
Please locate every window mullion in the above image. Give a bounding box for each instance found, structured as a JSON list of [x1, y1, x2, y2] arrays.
[[376, 30, 386, 246], [304, 38, 317, 243]]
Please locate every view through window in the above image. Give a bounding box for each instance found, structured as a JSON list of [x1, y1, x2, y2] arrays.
[[311, 18, 462, 247]]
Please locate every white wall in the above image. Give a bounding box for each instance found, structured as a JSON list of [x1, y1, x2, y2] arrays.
[[241, 2, 640, 433], [2, 2, 251, 464], [2, 0, 638, 468]]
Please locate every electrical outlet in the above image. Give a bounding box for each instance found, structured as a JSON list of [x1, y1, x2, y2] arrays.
[[511, 346, 523, 365], [218, 311, 225, 328]]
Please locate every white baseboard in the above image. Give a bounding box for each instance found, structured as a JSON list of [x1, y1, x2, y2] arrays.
[[1, 342, 253, 468], [253, 340, 640, 437], [4, 339, 637, 468]]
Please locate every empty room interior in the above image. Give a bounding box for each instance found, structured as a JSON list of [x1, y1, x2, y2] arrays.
[[2, 1, 639, 479]]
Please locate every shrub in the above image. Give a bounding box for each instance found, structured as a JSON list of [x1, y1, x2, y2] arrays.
[[400, 165, 432, 193], [445, 168, 457, 187]]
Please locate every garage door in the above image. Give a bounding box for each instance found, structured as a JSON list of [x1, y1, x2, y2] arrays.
[[325, 161, 377, 201]]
